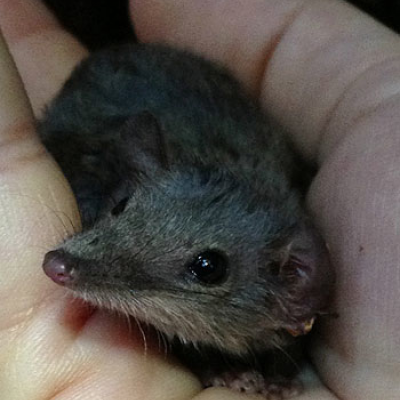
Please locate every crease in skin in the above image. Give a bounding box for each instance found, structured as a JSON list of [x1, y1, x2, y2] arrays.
[[132, 0, 307, 99], [0, 120, 33, 147], [0, 0, 60, 46], [0, 254, 65, 331], [308, 129, 400, 398], [250, 0, 400, 165], [0, 184, 78, 331], [6, 298, 92, 369], [316, 54, 400, 165], [254, 2, 307, 103], [0, 307, 35, 337], [5, 348, 88, 400], [40, 363, 93, 400], [2, 299, 187, 400], [0, 140, 45, 174], [10, 32, 88, 117], [0, 119, 47, 175], [320, 340, 400, 400], [9, 26, 83, 59], [3, 23, 63, 51], [348, 84, 400, 133], [0, 1, 88, 117], [0, 44, 33, 128], [334, 92, 400, 162]]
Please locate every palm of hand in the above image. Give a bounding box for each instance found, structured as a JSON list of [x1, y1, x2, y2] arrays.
[[0, 1, 399, 399]]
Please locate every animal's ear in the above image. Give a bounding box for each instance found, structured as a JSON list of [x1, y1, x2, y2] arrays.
[[119, 111, 169, 172], [277, 221, 334, 336]]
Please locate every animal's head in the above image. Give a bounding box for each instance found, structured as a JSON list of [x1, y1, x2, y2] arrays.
[[43, 112, 334, 355]]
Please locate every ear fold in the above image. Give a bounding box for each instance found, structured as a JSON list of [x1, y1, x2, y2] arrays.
[[277, 221, 335, 336], [118, 111, 169, 173]]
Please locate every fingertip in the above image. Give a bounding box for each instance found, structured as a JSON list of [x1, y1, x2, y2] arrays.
[[0, 0, 88, 116], [0, 0, 59, 45], [130, 0, 302, 97]]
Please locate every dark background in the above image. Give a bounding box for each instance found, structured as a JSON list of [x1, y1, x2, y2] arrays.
[[43, 0, 135, 49], [43, 0, 398, 51]]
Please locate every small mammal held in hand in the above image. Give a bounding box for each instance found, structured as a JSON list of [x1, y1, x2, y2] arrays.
[[39, 44, 334, 399]]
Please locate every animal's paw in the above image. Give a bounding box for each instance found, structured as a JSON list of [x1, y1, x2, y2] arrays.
[[260, 377, 302, 399], [203, 370, 302, 399]]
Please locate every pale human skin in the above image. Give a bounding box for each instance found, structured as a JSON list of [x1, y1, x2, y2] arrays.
[[0, 0, 399, 399]]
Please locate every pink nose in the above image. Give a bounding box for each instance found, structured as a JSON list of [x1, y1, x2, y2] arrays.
[[42, 250, 75, 286]]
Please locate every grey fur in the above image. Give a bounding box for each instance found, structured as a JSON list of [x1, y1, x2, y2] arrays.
[[39, 44, 334, 385]]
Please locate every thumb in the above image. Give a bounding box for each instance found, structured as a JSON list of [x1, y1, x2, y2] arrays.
[[130, 0, 400, 162]]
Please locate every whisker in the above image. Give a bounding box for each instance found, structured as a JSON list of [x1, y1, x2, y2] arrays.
[[273, 343, 301, 375], [1, 192, 77, 237], [74, 277, 270, 316]]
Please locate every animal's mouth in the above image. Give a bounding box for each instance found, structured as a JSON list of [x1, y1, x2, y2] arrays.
[[42, 249, 129, 290], [285, 317, 315, 337]]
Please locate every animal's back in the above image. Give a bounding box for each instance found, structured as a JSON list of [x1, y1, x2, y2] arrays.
[[39, 44, 296, 225]]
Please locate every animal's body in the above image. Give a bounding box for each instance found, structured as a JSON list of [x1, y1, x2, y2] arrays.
[[39, 44, 334, 398]]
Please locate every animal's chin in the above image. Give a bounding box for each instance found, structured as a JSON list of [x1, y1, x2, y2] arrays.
[[67, 287, 286, 356]]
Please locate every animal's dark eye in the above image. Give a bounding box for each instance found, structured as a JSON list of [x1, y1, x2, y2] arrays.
[[188, 250, 228, 284], [111, 197, 129, 216]]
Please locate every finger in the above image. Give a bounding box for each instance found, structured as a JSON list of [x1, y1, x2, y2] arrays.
[[193, 366, 339, 400], [0, 33, 33, 129], [0, 30, 200, 400], [1, 301, 202, 400], [131, 1, 400, 399], [130, 0, 400, 162], [0, 0, 88, 116], [0, 31, 79, 332]]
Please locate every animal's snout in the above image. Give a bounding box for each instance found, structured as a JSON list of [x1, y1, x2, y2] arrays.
[[42, 250, 76, 286]]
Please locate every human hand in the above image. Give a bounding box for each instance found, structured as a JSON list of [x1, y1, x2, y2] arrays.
[[0, 2, 201, 400], [130, 0, 400, 399], [0, 0, 399, 399]]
